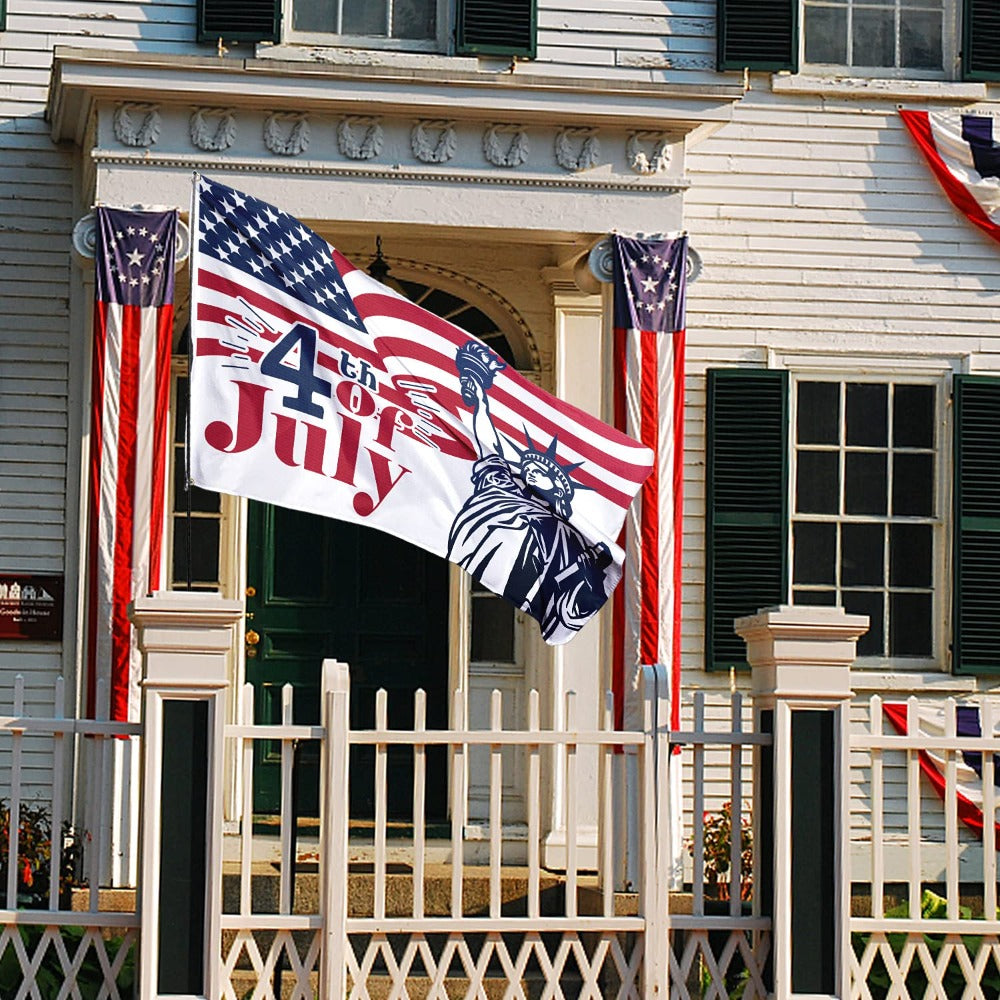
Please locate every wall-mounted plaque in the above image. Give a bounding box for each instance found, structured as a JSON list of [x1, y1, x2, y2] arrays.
[[0, 574, 64, 641]]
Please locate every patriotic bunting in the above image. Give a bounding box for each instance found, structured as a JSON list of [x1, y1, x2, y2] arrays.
[[87, 207, 177, 722]]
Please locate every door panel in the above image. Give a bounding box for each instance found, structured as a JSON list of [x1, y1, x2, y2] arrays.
[[246, 502, 449, 820]]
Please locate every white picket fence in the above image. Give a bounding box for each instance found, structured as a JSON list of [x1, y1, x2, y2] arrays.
[[849, 695, 1000, 999], [1, 668, 999, 998], [0, 675, 140, 998]]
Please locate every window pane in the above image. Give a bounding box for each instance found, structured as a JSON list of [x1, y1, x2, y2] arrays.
[[846, 383, 888, 446], [173, 461, 220, 514], [797, 452, 840, 514], [293, 0, 330, 31], [344, 0, 387, 35], [852, 8, 895, 67], [471, 597, 515, 663], [892, 453, 934, 516], [794, 522, 837, 585], [889, 523, 932, 587], [174, 377, 189, 444], [392, 0, 435, 39], [794, 589, 837, 606], [843, 590, 884, 657], [797, 382, 840, 445], [805, 5, 848, 63], [172, 519, 220, 587], [842, 523, 884, 587], [845, 453, 887, 515], [900, 9, 942, 69], [890, 592, 933, 656], [893, 384, 935, 448]]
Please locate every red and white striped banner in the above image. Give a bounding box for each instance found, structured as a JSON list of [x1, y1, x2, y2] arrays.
[[86, 208, 177, 722], [611, 235, 687, 733]]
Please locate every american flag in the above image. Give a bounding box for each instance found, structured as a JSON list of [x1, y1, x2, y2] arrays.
[[190, 176, 653, 644], [87, 207, 177, 721], [611, 235, 687, 732]]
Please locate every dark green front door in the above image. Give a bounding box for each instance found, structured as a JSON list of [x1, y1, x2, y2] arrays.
[[246, 501, 450, 819]]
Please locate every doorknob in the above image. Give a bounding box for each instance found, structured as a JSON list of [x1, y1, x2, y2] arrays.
[[245, 629, 260, 658]]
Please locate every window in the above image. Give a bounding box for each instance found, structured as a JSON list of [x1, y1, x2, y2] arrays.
[[291, 0, 444, 48], [791, 379, 940, 661], [168, 373, 226, 591], [803, 0, 950, 75], [196, 0, 538, 56], [706, 367, 1000, 675], [716, 0, 1000, 80]]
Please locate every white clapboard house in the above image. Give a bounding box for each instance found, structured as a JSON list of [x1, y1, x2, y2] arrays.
[[1, 0, 1000, 996]]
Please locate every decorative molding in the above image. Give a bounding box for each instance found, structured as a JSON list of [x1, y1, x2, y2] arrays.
[[113, 103, 161, 148], [554, 128, 600, 172], [264, 112, 310, 156], [483, 125, 529, 168], [411, 119, 457, 164], [390, 256, 540, 373], [337, 116, 383, 160], [89, 150, 689, 193], [190, 108, 236, 152], [626, 132, 672, 175], [72, 211, 190, 268]]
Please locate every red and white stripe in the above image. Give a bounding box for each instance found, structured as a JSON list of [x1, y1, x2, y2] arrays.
[[85, 281, 172, 722], [612, 315, 684, 733]]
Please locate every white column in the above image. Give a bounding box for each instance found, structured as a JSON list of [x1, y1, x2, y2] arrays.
[[131, 591, 243, 1000], [543, 283, 605, 870], [735, 605, 868, 1000]]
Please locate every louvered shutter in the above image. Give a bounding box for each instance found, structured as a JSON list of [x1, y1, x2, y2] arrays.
[[963, 0, 1000, 81], [197, 0, 280, 43], [705, 369, 789, 671], [0, 0, 6, 34], [953, 375, 1000, 674], [456, 0, 536, 58], [717, 0, 797, 72]]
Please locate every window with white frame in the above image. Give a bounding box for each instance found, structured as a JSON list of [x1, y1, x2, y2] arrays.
[[791, 378, 941, 661], [289, 0, 446, 48], [802, 0, 953, 75]]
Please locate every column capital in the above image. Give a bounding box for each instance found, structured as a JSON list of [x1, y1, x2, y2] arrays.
[[735, 604, 869, 702]]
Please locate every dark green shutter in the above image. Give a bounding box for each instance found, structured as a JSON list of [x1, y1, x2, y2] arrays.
[[718, 0, 797, 72], [456, 0, 536, 58], [1, 0, 6, 33], [953, 375, 1000, 674], [705, 369, 789, 671], [963, 0, 1000, 81], [197, 0, 280, 43]]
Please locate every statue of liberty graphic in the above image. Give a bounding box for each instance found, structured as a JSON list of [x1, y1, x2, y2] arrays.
[[447, 341, 613, 642]]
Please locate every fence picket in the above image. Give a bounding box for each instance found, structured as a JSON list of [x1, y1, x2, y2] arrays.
[[489, 689, 503, 920], [527, 689, 541, 921], [450, 689, 465, 918], [240, 683, 254, 917], [374, 688, 388, 922], [600, 690, 613, 918], [906, 695, 921, 919], [983, 700, 997, 918], [729, 691, 744, 916], [870, 695, 884, 920], [692, 691, 706, 918], [6, 676, 23, 910], [49, 677, 65, 912], [944, 696, 958, 920], [413, 688, 426, 920], [280, 684, 294, 915]]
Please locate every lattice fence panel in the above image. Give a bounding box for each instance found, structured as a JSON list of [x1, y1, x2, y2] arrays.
[[346, 929, 644, 1000], [850, 932, 1000, 1000], [221, 927, 322, 1000], [667, 928, 770, 1000], [0, 924, 138, 999]]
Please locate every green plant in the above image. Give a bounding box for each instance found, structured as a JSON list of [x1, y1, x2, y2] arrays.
[[0, 925, 135, 999], [689, 802, 752, 900], [0, 800, 80, 909], [852, 888, 1000, 999]]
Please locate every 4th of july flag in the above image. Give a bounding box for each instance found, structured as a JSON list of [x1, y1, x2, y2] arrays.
[[189, 175, 654, 644]]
